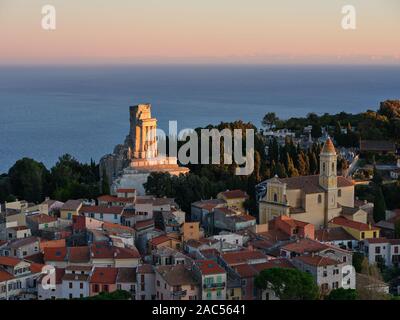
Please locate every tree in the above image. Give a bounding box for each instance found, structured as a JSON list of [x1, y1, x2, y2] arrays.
[[101, 169, 110, 195], [262, 112, 279, 130], [373, 186, 387, 223], [372, 166, 383, 186], [255, 267, 319, 300], [326, 288, 358, 300], [352, 252, 366, 273], [8, 158, 50, 203], [395, 220, 400, 239]]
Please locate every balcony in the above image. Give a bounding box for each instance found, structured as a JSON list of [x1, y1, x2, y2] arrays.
[[172, 289, 187, 298], [203, 282, 225, 289]]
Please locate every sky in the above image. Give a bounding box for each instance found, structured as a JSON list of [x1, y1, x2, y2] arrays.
[[0, 0, 399, 65]]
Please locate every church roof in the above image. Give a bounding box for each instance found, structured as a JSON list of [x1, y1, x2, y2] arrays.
[[321, 137, 336, 154], [278, 175, 353, 194]]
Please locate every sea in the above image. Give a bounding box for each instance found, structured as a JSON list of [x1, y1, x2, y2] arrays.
[[0, 64, 399, 173]]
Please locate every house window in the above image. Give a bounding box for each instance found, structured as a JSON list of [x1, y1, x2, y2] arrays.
[[318, 194, 322, 204], [323, 163, 326, 173], [69, 282, 73, 289], [93, 284, 99, 292], [80, 282, 83, 289], [375, 246, 381, 254], [338, 189, 341, 197], [395, 247, 399, 254], [373, 232, 377, 238], [103, 285, 109, 292], [114, 214, 118, 220], [273, 193, 278, 202]]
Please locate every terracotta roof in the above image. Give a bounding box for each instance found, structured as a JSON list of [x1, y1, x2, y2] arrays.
[[360, 140, 396, 152], [365, 238, 400, 245], [134, 219, 154, 230], [97, 195, 135, 203], [69, 246, 90, 263], [234, 263, 258, 278], [235, 258, 294, 277], [80, 205, 124, 215], [221, 250, 267, 266], [156, 264, 197, 286], [294, 255, 339, 267], [251, 258, 294, 272], [30, 262, 45, 273], [90, 243, 114, 259], [44, 247, 67, 262], [149, 235, 174, 246], [315, 227, 357, 242], [61, 200, 82, 211], [191, 199, 226, 211], [55, 268, 66, 284], [196, 260, 225, 275], [114, 247, 141, 259], [0, 268, 14, 282], [116, 267, 137, 283], [116, 188, 136, 193], [90, 267, 118, 284], [8, 236, 39, 248], [137, 264, 154, 274], [219, 189, 249, 199], [321, 137, 336, 154], [28, 214, 57, 224], [281, 239, 329, 254], [330, 216, 379, 232], [0, 256, 23, 267]]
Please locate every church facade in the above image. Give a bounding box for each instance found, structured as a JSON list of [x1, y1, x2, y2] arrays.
[[259, 138, 366, 228]]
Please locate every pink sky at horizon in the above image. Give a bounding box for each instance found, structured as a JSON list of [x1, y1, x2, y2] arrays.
[[0, 0, 399, 65]]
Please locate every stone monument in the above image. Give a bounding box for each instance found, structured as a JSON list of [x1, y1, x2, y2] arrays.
[[100, 104, 189, 195]]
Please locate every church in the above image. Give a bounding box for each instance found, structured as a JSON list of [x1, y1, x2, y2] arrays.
[[259, 138, 367, 229], [100, 104, 189, 195]]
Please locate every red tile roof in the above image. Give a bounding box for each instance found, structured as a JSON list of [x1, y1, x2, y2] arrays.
[[365, 237, 400, 245], [0, 256, 22, 267], [330, 216, 379, 232], [114, 247, 141, 259], [97, 195, 135, 203], [221, 250, 267, 266], [137, 264, 154, 274], [80, 205, 124, 215], [196, 260, 225, 275], [149, 235, 174, 246], [134, 219, 154, 230], [281, 239, 329, 254], [295, 255, 339, 267], [0, 268, 14, 282], [116, 188, 136, 193], [278, 175, 353, 194], [251, 258, 294, 272], [321, 137, 336, 154], [28, 214, 57, 224], [234, 263, 258, 278], [44, 247, 67, 262], [219, 189, 249, 199], [30, 263, 45, 273], [90, 267, 118, 284], [69, 246, 90, 263]]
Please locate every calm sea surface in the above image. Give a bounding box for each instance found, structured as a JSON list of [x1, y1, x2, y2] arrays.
[[0, 65, 399, 173]]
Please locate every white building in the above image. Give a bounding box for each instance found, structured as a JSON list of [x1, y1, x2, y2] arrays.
[[363, 238, 400, 268], [61, 266, 91, 299]]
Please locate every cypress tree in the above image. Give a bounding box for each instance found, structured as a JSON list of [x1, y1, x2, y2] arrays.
[[373, 186, 387, 222]]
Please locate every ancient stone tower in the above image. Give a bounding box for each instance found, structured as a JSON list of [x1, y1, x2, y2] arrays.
[[128, 104, 158, 159]]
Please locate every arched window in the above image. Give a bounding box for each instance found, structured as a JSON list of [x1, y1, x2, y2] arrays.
[[318, 194, 322, 204], [273, 193, 278, 202], [322, 163, 326, 173], [332, 162, 335, 172], [338, 189, 342, 197]]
